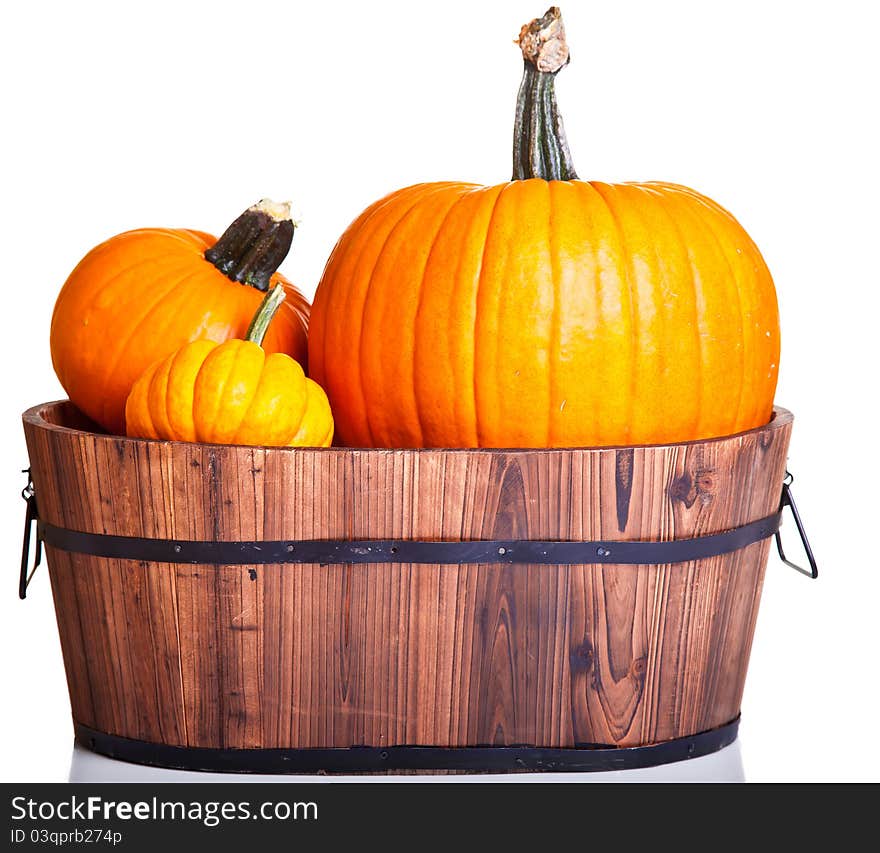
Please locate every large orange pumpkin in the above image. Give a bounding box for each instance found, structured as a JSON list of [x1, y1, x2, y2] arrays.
[[51, 200, 310, 435], [309, 8, 780, 448]]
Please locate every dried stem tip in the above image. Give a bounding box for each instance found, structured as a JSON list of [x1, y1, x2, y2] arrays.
[[204, 198, 295, 292], [517, 7, 569, 74], [251, 198, 291, 222]]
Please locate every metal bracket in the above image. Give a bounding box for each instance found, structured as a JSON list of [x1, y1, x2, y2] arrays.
[[775, 472, 818, 579], [20, 468, 42, 599]]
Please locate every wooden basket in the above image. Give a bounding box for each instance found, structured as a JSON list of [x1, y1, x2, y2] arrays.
[[22, 400, 792, 773]]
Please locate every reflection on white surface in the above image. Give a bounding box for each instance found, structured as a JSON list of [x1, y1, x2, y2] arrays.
[[69, 738, 744, 783]]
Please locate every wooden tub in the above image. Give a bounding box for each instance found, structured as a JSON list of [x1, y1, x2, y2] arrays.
[[22, 400, 792, 773]]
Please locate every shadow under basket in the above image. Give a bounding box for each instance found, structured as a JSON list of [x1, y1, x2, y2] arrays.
[[21, 401, 814, 774]]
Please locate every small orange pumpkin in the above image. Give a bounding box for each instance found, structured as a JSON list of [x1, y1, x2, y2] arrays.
[[125, 285, 333, 447], [51, 200, 310, 435], [309, 8, 780, 448]]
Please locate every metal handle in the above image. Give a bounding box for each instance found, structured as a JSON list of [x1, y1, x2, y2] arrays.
[[775, 472, 818, 579], [19, 469, 42, 599]]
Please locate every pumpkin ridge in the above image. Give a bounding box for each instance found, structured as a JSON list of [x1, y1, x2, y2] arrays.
[[144, 362, 166, 440], [612, 184, 679, 442], [73, 254, 156, 310], [81, 228, 212, 312], [411, 186, 478, 447], [673, 188, 777, 431], [224, 344, 268, 441], [610, 185, 654, 441], [356, 184, 462, 446], [568, 180, 602, 442], [127, 227, 209, 248], [413, 184, 506, 446], [126, 362, 160, 440], [589, 182, 638, 445], [85, 227, 202, 265], [279, 281, 311, 331], [547, 180, 562, 446], [98, 261, 205, 428], [653, 183, 744, 225], [81, 254, 194, 345], [460, 186, 507, 445], [51, 250, 176, 392], [233, 355, 307, 446], [325, 184, 439, 445], [148, 355, 176, 439], [484, 182, 548, 445], [684, 195, 749, 433], [664, 189, 747, 436], [164, 343, 195, 441], [318, 420, 334, 447], [316, 189, 417, 373], [194, 342, 254, 442], [472, 182, 513, 446], [282, 361, 311, 443], [233, 286, 303, 443], [657, 192, 711, 439], [637, 184, 708, 439], [440, 185, 503, 446], [630, 185, 683, 438], [290, 379, 334, 446], [520, 180, 559, 447], [344, 190, 429, 445], [148, 228, 213, 256], [370, 186, 468, 445]]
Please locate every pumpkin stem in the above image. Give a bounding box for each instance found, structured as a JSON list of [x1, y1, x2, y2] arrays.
[[512, 7, 578, 181], [245, 284, 286, 346], [205, 199, 295, 292]]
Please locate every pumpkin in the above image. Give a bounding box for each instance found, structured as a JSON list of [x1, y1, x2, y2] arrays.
[[125, 285, 333, 447], [51, 200, 310, 436], [309, 7, 780, 448]]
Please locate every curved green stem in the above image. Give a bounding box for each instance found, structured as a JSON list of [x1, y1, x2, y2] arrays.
[[245, 284, 286, 346]]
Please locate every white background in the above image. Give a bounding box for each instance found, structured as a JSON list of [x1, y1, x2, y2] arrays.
[[1, 0, 877, 782]]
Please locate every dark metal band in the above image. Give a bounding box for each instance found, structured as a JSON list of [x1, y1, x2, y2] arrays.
[[39, 513, 782, 567], [75, 717, 739, 774]]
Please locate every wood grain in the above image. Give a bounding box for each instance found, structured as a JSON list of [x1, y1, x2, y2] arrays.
[[24, 401, 792, 750]]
